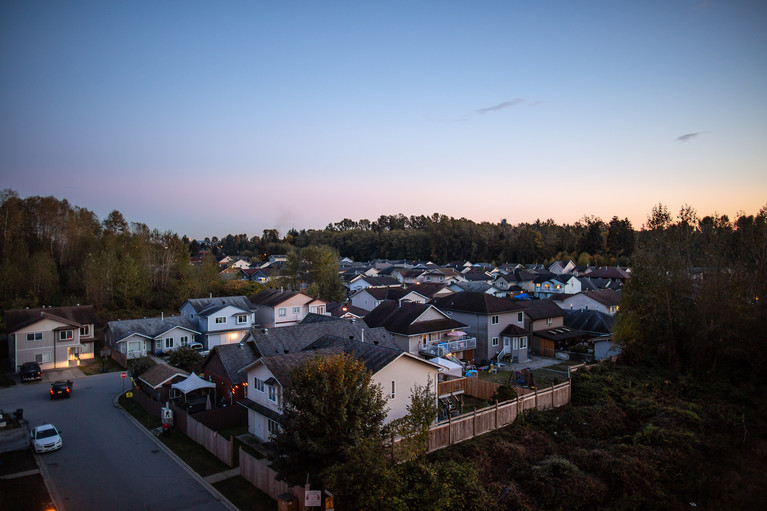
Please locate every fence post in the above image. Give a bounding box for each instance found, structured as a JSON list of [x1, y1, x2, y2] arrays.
[[495, 400, 499, 429], [551, 382, 555, 408], [473, 408, 477, 438], [534, 387, 538, 409], [448, 413, 452, 445]]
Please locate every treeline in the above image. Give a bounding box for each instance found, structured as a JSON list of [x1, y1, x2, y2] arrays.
[[206, 213, 637, 267], [616, 204, 767, 382], [0, 190, 232, 318]]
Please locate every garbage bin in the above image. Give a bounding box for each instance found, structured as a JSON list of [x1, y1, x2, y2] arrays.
[[14, 408, 23, 421], [277, 493, 297, 511]]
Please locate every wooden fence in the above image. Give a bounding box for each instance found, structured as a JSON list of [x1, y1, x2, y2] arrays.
[[239, 448, 306, 510], [428, 380, 571, 452], [438, 377, 501, 399]]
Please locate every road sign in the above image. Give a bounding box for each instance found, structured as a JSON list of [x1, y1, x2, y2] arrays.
[[120, 372, 127, 378], [305, 490, 321, 506]]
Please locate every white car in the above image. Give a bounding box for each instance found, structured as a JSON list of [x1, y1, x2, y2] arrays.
[[30, 424, 62, 453]]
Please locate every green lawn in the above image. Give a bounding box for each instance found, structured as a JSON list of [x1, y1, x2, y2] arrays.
[[213, 476, 277, 511], [79, 355, 124, 376]]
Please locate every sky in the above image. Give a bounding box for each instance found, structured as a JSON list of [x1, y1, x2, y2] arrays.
[[1, 0, 765, 240]]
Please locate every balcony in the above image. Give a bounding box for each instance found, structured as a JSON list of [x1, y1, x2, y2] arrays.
[[419, 337, 477, 357]]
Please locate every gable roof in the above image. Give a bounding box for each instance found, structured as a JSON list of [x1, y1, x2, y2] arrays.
[[245, 319, 400, 357], [577, 289, 621, 307], [564, 310, 615, 334], [517, 299, 568, 320], [106, 315, 199, 343], [4, 305, 98, 333], [139, 364, 189, 389], [249, 289, 321, 308], [183, 296, 256, 316], [353, 275, 400, 287], [363, 301, 466, 336], [432, 291, 526, 315]]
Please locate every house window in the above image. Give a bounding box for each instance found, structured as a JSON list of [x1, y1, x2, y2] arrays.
[[546, 318, 553, 326], [491, 315, 499, 325], [165, 338, 174, 349], [268, 385, 278, 403], [390, 381, 396, 399], [492, 337, 499, 346], [544, 284, 550, 290], [80, 325, 90, 336], [26, 332, 43, 342], [421, 335, 427, 349], [517, 312, 524, 323], [215, 316, 226, 324], [513, 337, 519, 350], [278, 308, 286, 317], [255, 378, 265, 392], [520, 337, 528, 349], [267, 419, 280, 436], [180, 336, 188, 346], [35, 352, 53, 364], [292, 306, 301, 315], [317, 306, 325, 314], [556, 284, 562, 290], [59, 330, 73, 341], [237, 314, 247, 324]]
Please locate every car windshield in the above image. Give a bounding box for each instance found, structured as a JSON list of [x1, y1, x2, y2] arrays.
[[36, 428, 58, 439]]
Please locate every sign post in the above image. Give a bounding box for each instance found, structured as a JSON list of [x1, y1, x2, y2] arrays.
[[121, 371, 127, 394]]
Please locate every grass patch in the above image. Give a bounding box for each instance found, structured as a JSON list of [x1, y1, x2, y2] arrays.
[[0, 472, 54, 511], [217, 424, 248, 438], [119, 394, 162, 430], [213, 476, 277, 511], [158, 432, 231, 476], [0, 449, 38, 476], [79, 355, 124, 376]]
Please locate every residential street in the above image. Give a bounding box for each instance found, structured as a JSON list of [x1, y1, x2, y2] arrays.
[[0, 368, 232, 511]]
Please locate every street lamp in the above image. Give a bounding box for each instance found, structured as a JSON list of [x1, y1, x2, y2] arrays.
[[100, 348, 112, 373]]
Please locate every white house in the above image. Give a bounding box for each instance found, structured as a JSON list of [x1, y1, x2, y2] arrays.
[[238, 335, 441, 443], [104, 315, 200, 361], [179, 295, 258, 349]]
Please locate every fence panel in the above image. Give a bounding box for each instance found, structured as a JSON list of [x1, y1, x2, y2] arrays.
[[240, 449, 306, 510]]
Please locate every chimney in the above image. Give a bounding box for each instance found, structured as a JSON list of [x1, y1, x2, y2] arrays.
[[361, 330, 365, 343], [161, 311, 164, 320]]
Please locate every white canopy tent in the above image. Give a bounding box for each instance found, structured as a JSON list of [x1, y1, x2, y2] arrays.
[[429, 357, 463, 378], [170, 372, 216, 394]]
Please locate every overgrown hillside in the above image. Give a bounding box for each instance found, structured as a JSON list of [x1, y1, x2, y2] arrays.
[[431, 362, 767, 510]]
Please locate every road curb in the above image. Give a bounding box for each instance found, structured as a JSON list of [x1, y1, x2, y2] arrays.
[[113, 393, 240, 511]]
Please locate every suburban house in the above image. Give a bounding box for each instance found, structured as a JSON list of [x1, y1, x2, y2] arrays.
[[548, 260, 576, 275], [104, 315, 200, 363], [363, 301, 471, 361], [249, 289, 329, 328], [431, 292, 529, 364], [238, 335, 442, 443], [553, 289, 621, 315], [347, 275, 401, 294], [5, 305, 98, 372], [202, 341, 260, 406], [519, 299, 568, 332], [564, 309, 621, 361], [326, 302, 370, 319], [349, 286, 429, 311], [532, 274, 582, 299], [137, 364, 189, 403], [179, 295, 258, 349], [238, 268, 274, 283]]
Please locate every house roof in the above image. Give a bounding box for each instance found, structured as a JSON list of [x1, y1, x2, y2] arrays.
[[139, 364, 189, 389], [4, 305, 98, 333], [564, 310, 615, 334], [202, 340, 260, 385], [499, 324, 529, 336], [106, 315, 199, 343], [432, 291, 526, 314], [534, 326, 586, 342], [583, 267, 631, 280], [238, 398, 283, 422], [363, 301, 466, 336], [577, 289, 621, 307], [249, 289, 322, 308], [245, 319, 400, 356], [183, 296, 256, 316], [517, 299, 568, 320], [354, 276, 400, 287], [406, 283, 449, 299], [325, 303, 370, 318], [357, 287, 408, 301]]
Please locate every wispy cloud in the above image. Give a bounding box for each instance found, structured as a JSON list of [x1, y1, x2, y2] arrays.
[[476, 99, 525, 115], [676, 132, 705, 143]]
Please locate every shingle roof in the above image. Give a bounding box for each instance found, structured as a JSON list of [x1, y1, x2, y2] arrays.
[[4, 305, 98, 333], [499, 324, 529, 336], [106, 316, 199, 343], [432, 292, 526, 314], [203, 341, 260, 384], [517, 299, 568, 320], [248, 289, 304, 307], [246, 320, 400, 356], [564, 310, 615, 334], [363, 301, 466, 335], [304, 335, 405, 374], [579, 289, 621, 307], [139, 364, 189, 389], [184, 296, 256, 315]]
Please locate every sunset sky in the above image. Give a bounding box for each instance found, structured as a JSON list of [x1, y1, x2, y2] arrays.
[[1, 1, 765, 239]]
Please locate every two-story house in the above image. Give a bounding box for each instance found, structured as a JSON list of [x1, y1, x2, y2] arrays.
[[249, 289, 329, 328], [5, 305, 98, 372], [553, 289, 621, 315], [363, 301, 472, 361], [180, 295, 258, 349], [238, 335, 441, 443], [349, 287, 428, 312], [431, 292, 530, 363], [104, 315, 200, 363]]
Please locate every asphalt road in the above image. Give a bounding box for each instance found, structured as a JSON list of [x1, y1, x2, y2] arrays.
[[0, 368, 231, 511]]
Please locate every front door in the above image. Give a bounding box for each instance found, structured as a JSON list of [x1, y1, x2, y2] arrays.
[[67, 346, 80, 366]]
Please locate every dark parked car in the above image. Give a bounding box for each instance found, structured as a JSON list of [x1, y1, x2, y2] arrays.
[[50, 380, 73, 399], [20, 362, 42, 382]]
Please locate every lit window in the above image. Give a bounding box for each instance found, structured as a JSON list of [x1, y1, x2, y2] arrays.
[[26, 332, 43, 342]]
